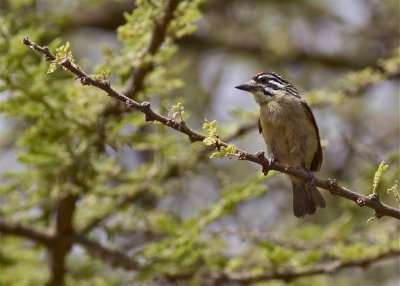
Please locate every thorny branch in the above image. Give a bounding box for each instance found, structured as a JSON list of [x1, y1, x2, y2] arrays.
[[22, 37, 400, 220]]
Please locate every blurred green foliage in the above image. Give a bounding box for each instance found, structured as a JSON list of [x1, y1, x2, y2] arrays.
[[0, 0, 399, 285]]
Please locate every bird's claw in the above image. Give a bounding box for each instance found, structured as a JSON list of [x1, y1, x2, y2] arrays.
[[305, 171, 315, 191], [255, 150, 265, 158]]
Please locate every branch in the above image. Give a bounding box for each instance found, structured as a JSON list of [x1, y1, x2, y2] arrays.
[[1, 218, 399, 284], [82, 121, 259, 233], [0, 218, 142, 271], [218, 249, 400, 284], [81, 184, 148, 233], [0, 218, 54, 246], [72, 233, 141, 271], [22, 37, 400, 220], [49, 194, 78, 286], [124, 0, 182, 98]]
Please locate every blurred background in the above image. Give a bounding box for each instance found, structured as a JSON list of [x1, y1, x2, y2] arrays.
[[0, 0, 399, 285]]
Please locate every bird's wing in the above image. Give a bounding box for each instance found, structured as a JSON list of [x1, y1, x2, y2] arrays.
[[301, 101, 323, 171]]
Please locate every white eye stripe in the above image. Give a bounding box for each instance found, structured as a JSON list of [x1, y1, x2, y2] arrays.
[[268, 80, 285, 89], [263, 87, 276, 94], [258, 75, 286, 88]]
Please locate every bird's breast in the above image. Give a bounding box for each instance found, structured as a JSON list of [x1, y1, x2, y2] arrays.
[[259, 100, 318, 168]]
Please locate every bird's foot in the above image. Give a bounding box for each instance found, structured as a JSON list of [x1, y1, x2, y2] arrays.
[[305, 170, 315, 191], [255, 150, 265, 158]]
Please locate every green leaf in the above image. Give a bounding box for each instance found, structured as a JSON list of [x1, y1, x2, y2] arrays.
[[203, 136, 218, 146], [210, 144, 236, 159], [47, 41, 75, 74], [387, 180, 400, 206], [169, 102, 185, 121], [202, 119, 220, 147], [372, 161, 389, 194], [91, 69, 111, 82]]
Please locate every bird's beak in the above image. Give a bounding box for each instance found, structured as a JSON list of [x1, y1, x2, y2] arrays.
[[235, 80, 257, 92]]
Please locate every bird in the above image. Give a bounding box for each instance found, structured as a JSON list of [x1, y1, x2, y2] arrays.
[[235, 71, 326, 217]]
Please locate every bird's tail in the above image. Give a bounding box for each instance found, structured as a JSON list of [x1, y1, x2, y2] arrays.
[[291, 178, 326, 217]]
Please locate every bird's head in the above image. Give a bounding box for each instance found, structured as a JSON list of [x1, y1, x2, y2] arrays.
[[235, 72, 300, 104]]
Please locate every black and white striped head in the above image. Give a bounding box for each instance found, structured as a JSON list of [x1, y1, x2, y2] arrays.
[[235, 72, 300, 100]]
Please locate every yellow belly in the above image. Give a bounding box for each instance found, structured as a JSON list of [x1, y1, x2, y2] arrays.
[[259, 102, 318, 169]]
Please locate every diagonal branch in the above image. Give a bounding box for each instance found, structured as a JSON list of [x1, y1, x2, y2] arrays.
[[72, 232, 141, 270], [22, 37, 400, 220], [0, 218, 141, 271], [124, 0, 182, 98], [0, 218, 54, 246], [216, 249, 400, 284]]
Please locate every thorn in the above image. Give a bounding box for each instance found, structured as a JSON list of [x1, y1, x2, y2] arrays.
[[328, 178, 338, 195], [141, 101, 150, 109], [261, 165, 269, 176], [367, 193, 380, 201], [356, 198, 365, 206], [328, 178, 337, 189], [22, 37, 30, 45], [126, 100, 133, 109], [80, 77, 90, 86], [255, 150, 265, 158], [166, 119, 176, 127]]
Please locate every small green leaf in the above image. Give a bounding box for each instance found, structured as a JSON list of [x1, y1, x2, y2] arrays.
[[387, 180, 400, 206], [203, 136, 218, 146], [47, 41, 75, 74], [169, 102, 185, 121], [210, 144, 236, 159], [202, 119, 217, 134], [372, 161, 389, 194], [202, 119, 220, 147], [91, 69, 111, 82], [47, 61, 58, 74]]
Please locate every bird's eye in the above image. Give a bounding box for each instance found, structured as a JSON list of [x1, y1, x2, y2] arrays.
[[258, 75, 268, 83]]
